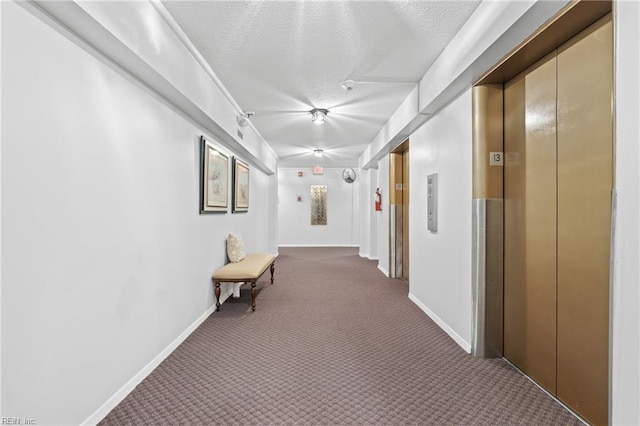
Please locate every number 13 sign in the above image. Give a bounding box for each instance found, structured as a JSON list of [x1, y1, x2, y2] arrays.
[[489, 151, 504, 167]]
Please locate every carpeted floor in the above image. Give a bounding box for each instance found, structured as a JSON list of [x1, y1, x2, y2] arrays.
[[101, 247, 582, 425]]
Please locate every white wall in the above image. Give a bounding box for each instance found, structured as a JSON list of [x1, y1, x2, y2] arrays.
[[376, 158, 390, 275], [357, 168, 379, 260], [358, 168, 371, 257], [611, 1, 640, 424], [278, 168, 359, 247], [1, 2, 276, 424], [408, 91, 473, 351], [369, 169, 379, 260]]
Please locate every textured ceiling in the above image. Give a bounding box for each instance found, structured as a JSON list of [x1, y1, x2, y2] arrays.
[[163, 1, 481, 167]]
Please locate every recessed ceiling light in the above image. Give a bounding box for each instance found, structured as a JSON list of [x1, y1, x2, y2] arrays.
[[313, 149, 323, 158]]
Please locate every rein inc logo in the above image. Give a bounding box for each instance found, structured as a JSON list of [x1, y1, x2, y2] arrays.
[[2, 418, 36, 425]]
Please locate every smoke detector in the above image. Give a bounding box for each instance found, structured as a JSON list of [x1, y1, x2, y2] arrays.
[[237, 111, 254, 127], [341, 79, 356, 91]]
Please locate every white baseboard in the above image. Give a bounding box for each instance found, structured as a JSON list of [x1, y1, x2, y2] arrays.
[[279, 244, 359, 248], [82, 288, 233, 425], [377, 264, 389, 277], [408, 292, 472, 354], [359, 252, 379, 261]]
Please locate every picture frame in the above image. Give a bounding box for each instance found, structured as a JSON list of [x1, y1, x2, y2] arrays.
[[232, 157, 250, 213], [200, 136, 229, 213]]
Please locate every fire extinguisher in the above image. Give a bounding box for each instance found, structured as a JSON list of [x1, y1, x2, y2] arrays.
[[375, 188, 382, 211]]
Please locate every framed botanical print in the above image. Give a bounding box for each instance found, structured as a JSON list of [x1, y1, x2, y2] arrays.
[[200, 136, 228, 213], [232, 157, 249, 213]]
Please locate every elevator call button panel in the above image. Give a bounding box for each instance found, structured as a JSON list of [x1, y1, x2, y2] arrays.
[[427, 173, 438, 232]]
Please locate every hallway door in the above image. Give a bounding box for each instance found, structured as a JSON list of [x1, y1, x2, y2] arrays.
[[503, 15, 612, 426]]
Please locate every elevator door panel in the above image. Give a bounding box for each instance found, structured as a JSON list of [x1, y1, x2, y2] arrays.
[[504, 54, 558, 394], [556, 16, 612, 426]]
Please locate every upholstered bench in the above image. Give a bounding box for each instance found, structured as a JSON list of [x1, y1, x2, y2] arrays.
[[212, 253, 276, 312]]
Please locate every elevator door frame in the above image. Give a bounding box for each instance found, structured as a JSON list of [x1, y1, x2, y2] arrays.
[[389, 140, 409, 280]]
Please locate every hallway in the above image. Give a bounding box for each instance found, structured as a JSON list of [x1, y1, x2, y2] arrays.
[[2, 1, 639, 424], [102, 248, 580, 425]]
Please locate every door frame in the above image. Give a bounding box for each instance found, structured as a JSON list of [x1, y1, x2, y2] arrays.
[[389, 139, 409, 279]]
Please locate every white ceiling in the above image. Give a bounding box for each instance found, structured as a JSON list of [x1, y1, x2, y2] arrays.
[[162, 1, 481, 168]]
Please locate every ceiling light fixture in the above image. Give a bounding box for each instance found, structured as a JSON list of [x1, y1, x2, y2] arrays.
[[313, 149, 324, 158], [310, 108, 328, 125]]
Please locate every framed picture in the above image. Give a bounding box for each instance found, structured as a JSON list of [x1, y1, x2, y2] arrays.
[[200, 136, 229, 213], [232, 157, 249, 212]]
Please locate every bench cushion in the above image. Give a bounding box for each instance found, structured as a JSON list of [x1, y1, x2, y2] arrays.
[[213, 253, 275, 281]]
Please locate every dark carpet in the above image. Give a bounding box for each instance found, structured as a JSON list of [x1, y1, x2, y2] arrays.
[[101, 247, 581, 425]]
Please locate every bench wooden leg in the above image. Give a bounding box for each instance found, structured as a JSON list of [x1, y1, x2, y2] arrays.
[[270, 262, 275, 285], [251, 281, 257, 312], [214, 281, 221, 312]]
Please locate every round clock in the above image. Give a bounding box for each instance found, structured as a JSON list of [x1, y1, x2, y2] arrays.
[[342, 168, 356, 183]]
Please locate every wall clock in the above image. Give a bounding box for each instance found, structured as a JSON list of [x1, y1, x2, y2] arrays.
[[342, 168, 356, 183]]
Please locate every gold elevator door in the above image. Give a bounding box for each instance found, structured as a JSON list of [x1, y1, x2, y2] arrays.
[[504, 15, 612, 426], [504, 52, 558, 395]]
